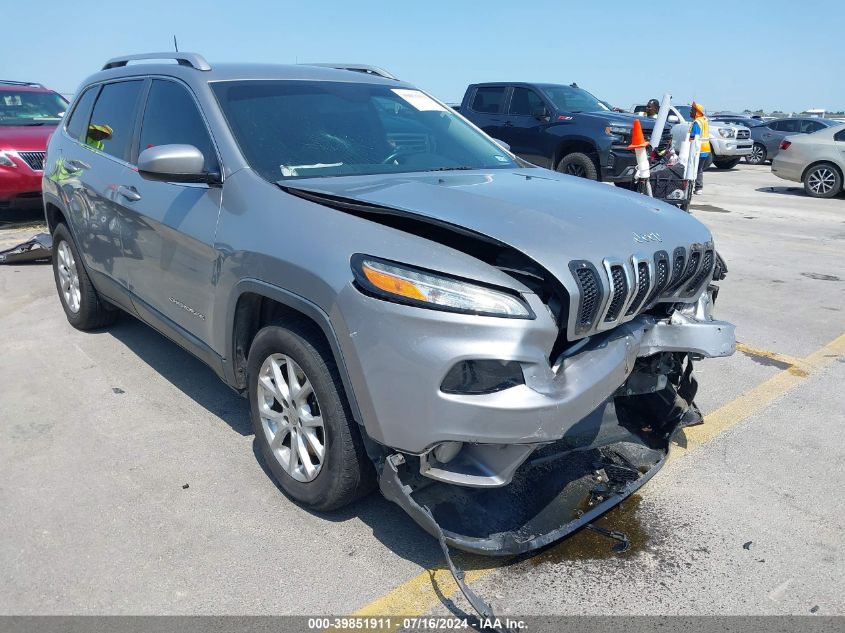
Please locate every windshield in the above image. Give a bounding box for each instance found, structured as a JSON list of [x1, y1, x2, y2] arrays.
[[676, 106, 692, 120], [0, 89, 67, 126], [212, 80, 519, 180], [540, 85, 605, 113]]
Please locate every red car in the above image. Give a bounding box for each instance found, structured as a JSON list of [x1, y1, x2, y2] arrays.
[[0, 80, 68, 211]]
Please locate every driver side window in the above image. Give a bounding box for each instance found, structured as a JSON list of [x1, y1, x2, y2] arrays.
[[508, 88, 544, 117], [139, 80, 218, 172]]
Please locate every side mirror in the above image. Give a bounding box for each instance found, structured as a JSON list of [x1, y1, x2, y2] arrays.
[[668, 115, 679, 123], [532, 106, 550, 122], [492, 138, 510, 151], [138, 144, 218, 184]]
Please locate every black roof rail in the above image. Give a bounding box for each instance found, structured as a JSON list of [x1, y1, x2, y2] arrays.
[[303, 63, 398, 81], [102, 52, 211, 72], [0, 80, 44, 87]]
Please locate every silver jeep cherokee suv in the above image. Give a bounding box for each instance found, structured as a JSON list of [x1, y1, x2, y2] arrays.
[[44, 53, 735, 558]]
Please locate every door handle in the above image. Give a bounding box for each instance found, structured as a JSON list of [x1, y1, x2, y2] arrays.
[[117, 185, 142, 202], [503, 121, 514, 127], [65, 159, 90, 171]]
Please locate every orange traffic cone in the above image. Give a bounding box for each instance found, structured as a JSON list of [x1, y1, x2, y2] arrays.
[[627, 118, 649, 150]]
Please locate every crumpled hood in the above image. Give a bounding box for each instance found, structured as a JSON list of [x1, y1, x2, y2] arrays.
[[287, 169, 712, 289]]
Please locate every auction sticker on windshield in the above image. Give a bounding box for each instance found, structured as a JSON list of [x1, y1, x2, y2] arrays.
[[391, 89, 446, 112]]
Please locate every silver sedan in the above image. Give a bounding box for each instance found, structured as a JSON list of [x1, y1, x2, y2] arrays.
[[771, 123, 845, 198]]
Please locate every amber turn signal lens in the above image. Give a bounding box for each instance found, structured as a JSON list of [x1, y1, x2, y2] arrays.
[[362, 262, 426, 301]]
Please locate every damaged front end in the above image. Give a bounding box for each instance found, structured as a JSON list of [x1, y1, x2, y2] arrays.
[[377, 284, 734, 557]]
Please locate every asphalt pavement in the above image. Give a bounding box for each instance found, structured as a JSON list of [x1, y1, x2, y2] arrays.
[[0, 164, 843, 618]]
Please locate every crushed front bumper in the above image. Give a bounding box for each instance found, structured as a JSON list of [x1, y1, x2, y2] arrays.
[[374, 290, 734, 556]]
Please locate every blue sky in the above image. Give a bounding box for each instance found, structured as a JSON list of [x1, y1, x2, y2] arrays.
[[3, 0, 843, 113]]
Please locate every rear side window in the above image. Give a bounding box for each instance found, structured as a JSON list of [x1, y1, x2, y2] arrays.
[[87, 80, 144, 161], [65, 86, 98, 141], [835, 128, 845, 142], [139, 80, 217, 172], [471, 87, 506, 114], [508, 88, 544, 116], [800, 120, 824, 133], [772, 119, 798, 133]]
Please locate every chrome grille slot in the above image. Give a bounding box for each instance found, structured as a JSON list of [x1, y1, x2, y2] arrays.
[[570, 261, 603, 335], [682, 249, 714, 296], [18, 151, 45, 171], [603, 265, 628, 322], [668, 247, 686, 292], [678, 249, 701, 288], [625, 261, 651, 316], [645, 250, 670, 307], [737, 129, 750, 140]]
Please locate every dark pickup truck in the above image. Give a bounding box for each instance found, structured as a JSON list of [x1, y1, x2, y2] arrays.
[[458, 82, 667, 183]]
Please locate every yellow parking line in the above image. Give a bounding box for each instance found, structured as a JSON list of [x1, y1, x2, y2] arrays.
[[735, 342, 806, 370], [351, 333, 845, 623]]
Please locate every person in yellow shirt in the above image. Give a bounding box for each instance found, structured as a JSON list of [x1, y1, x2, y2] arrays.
[[689, 102, 710, 193]]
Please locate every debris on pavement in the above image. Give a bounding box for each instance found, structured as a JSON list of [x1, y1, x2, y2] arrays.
[[743, 541, 753, 550], [0, 233, 52, 264]]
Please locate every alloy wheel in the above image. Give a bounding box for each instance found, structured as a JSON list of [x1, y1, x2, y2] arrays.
[[257, 353, 326, 482], [749, 145, 765, 164], [565, 163, 586, 177], [57, 241, 81, 313], [807, 167, 836, 195]]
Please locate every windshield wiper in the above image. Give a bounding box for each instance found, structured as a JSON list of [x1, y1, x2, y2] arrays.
[[424, 166, 476, 172]]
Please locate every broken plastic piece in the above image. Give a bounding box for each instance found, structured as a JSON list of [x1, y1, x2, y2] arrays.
[[585, 524, 630, 553], [0, 233, 52, 264]]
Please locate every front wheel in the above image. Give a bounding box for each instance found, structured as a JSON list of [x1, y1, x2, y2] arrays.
[[803, 163, 842, 199], [556, 152, 598, 180], [248, 320, 376, 511], [713, 157, 741, 169], [746, 143, 767, 165], [51, 223, 118, 330]]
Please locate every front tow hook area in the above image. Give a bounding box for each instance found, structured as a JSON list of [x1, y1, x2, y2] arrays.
[[378, 386, 691, 625]]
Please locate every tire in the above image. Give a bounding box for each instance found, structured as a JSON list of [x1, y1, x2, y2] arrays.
[[746, 143, 767, 165], [556, 152, 598, 180], [51, 223, 118, 330], [248, 320, 376, 511], [713, 157, 740, 169], [803, 163, 843, 199]]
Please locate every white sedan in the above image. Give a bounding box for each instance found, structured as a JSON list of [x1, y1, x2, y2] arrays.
[[771, 123, 845, 198]]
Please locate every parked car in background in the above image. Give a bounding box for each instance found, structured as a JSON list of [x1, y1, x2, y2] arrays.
[[0, 80, 68, 211], [772, 124, 845, 198], [458, 82, 670, 182], [672, 105, 752, 169], [713, 115, 842, 165]]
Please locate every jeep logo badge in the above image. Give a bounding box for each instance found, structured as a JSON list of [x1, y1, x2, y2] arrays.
[[633, 232, 662, 243]]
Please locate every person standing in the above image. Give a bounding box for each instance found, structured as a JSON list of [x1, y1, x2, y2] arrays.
[[689, 102, 710, 193]]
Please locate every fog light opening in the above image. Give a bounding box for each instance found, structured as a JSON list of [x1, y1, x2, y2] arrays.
[[440, 359, 525, 395], [433, 441, 463, 464]]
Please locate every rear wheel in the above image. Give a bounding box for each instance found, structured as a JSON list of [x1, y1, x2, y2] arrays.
[[248, 320, 376, 511], [713, 157, 741, 169], [556, 152, 598, 180], [51, 223, 118, 330], [746, 143, 767, 165], [803, 163, 842, 198]]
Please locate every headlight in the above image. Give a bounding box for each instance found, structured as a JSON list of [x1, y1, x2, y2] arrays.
[[0, 151, 17, 168], [351, 256, 533, 318], [718, 128, 736, 138], [605, 125, 631, 141]]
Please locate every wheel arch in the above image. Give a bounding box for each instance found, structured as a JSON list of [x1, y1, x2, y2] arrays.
[[801, 160, 843, 185], [552, 136, 599, 169], [226, 280, 365, 426]]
